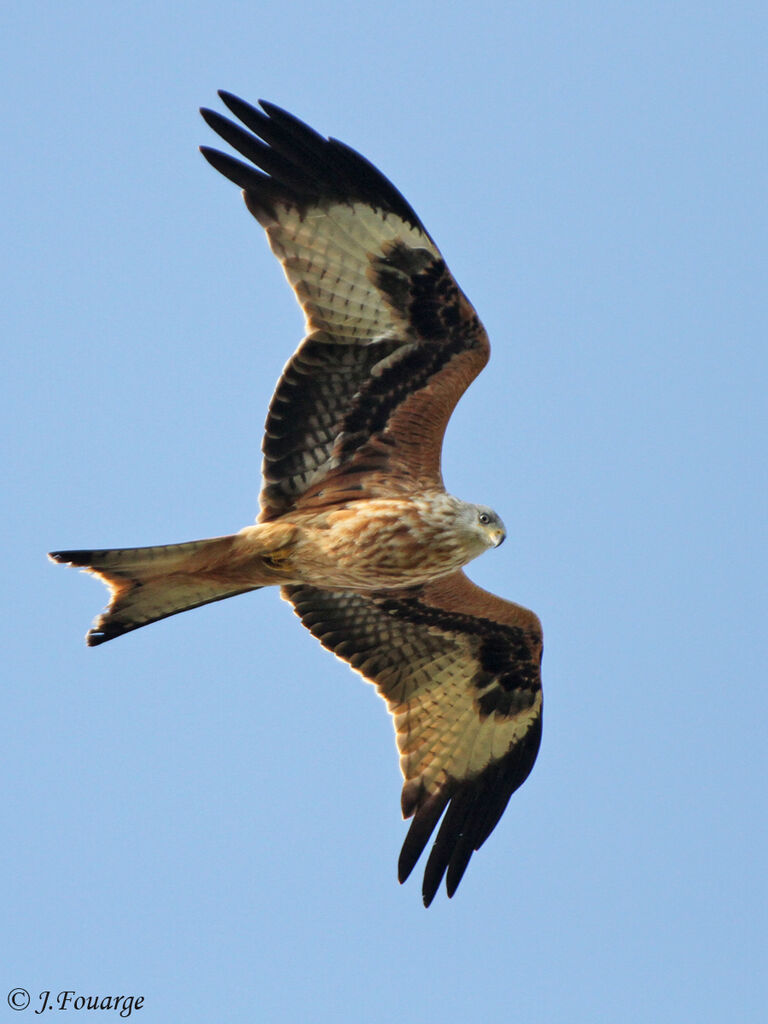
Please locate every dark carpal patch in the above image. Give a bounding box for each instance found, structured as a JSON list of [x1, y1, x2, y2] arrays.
[[474, 634, 540, 715], [372, 241, 480, 342], [380, 593, 541, 720], [408, 257, 465, 338]]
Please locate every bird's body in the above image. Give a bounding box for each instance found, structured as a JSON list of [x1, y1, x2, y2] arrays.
[[51, 94, 543, 906], [262, 493, 506, 589]]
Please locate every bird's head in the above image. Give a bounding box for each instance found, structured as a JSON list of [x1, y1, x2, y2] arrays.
[[457, 502, 506, 551], [474, 504, 506, 548]]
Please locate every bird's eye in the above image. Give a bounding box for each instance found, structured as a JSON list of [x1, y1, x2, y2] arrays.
[[479, 512, 491, 525]]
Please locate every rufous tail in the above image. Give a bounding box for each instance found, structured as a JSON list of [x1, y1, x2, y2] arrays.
[[49, 524, 297, 646]]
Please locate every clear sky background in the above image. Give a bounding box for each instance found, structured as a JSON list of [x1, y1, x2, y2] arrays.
[[3, 2, 766, 1022]]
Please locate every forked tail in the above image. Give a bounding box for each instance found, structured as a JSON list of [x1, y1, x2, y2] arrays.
[[49, 525, 296, 645]]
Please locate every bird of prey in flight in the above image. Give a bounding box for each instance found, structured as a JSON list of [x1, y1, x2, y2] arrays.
[[50, 93, 543, 906]]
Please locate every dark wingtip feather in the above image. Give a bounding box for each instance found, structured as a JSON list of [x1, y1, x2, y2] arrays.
[[200, 91, 428, 233], [398, 787, 451, 886], [199, 145, 268, 191], [217, 90, 263, 118], [49, 550, 93, 567], [445, 836, 476, 899], [85, 622, 130, 646], [199, 106, 222, 131], [86, 628, 111, 647], [251, 98, 284, 118], [420, 794, 472, 906]]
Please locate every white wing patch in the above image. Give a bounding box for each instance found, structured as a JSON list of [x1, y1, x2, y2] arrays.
[[388, 664, 542, 798], [265, 202, 441, 341]]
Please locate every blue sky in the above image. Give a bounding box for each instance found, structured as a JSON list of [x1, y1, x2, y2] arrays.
[[3, 2, 766, 1022]]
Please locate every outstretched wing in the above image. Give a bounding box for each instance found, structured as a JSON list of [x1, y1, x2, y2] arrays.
[[284, 571, 542, 906], [200, 94, 489, 520]]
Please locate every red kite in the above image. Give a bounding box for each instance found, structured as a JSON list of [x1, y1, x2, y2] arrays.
[[51, 94, 543, 905]]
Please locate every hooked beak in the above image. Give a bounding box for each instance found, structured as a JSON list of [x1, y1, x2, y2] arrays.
[[492, 527, 506, 548]]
